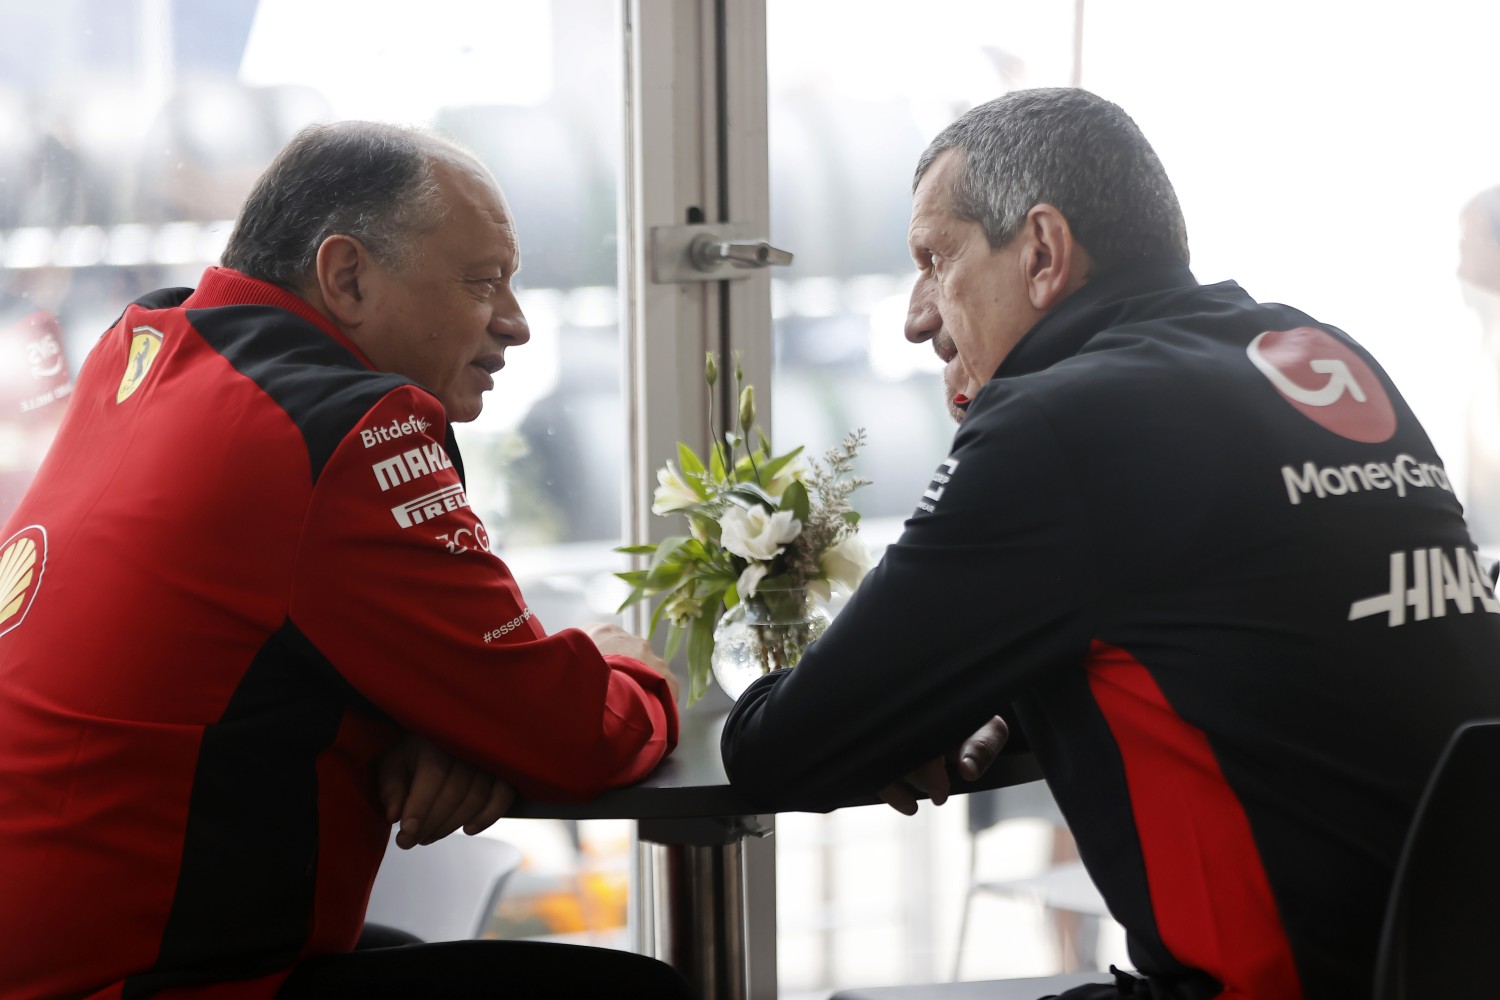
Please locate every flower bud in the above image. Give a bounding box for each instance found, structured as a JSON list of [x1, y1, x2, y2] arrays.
[[705, 352, 718, 387], [739, 385, 755, 434]]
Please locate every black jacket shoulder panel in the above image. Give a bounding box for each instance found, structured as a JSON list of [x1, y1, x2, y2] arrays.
[[186, 304, 420, 483]]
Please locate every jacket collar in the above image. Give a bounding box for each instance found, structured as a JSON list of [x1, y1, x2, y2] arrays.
[[183, 267, 376, 369], [994, 257, 1200, 379]]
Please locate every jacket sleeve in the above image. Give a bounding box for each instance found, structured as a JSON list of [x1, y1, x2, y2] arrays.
[[721, 390, 1093, 811], [290, 385, 678, 801]]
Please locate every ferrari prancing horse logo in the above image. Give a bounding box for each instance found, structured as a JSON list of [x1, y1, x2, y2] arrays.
[[117, 325, 163, 404], [0, 525, 46, 638]]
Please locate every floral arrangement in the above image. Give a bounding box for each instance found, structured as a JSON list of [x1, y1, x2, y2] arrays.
[[616, 354, 874, 703]]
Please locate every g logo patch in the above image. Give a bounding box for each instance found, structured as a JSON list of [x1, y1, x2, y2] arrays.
[[1247, 327, 1396, 443]]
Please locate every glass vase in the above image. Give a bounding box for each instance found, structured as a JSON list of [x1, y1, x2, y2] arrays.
[[710, 588, 831, 700]]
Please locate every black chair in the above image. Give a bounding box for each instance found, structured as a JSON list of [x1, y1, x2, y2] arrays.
[[833, 719, 1500, 999], [1373, 717, 1500, 999]]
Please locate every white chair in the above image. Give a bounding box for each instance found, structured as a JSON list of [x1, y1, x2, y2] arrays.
[[953, 786, 1110, 980], [365, 830, 524, 942]]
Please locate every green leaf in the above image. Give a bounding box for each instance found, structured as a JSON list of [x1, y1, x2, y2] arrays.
[[677, 442, 706, 478], [648, 589, 672, 635], [723, 483, 777, 511], [709, 441, 727, 482], [665, 619, 685, 660], [615, 544, 658, 556], [756, 445, 805, 483], [753, 573, 799, 592], [780, 479, 811, 525], [648, 536, 692, 572], [687, 611, 718, 705], [615, 588, 651, 613], [689, 513, 721, 544], [644, 561, 687, 591], [841, 510, 861, 526], [757, 428, 772, 455]]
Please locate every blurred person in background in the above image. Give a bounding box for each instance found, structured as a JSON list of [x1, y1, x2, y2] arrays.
[[723, 87, 1500, 999], [0, 294, 72, 521], [0, 121, 690, 1000], [1458, 184, 1500, 547]]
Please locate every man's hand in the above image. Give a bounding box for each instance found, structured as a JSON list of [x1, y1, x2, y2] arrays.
[[585, 622, 681, 703], [377, 734, 515, 850], [877, 715, 1009, 816]]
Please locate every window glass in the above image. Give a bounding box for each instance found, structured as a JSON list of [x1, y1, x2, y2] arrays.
[[766, 3, 1099, 992], [769, 1, 1500, 993], [0, 0, 633, 949], [768, 0, 1077, 543], [1081, 0, 1500, 549]]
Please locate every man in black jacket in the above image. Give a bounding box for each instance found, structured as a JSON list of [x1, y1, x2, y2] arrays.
[[721, 87, 1500, 1000]]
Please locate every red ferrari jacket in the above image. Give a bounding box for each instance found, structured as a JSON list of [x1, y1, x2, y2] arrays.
[[0, 268, 678, 999]]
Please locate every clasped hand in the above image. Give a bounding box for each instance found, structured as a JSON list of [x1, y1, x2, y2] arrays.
[[877, 715, 1009, 816], [377, 734, 516, 850]]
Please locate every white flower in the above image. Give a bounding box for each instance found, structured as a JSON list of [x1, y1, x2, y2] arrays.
[[819, 534, 876, 594], [737, 562, 769, 599], [651, 462, 699, 515], [720, 506, 801, 561]]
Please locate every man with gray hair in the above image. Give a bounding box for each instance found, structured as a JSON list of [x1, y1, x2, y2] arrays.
[[0, 121, 691, 998], [723, 88, 1500, 998]]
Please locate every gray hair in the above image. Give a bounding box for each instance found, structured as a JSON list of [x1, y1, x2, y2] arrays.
[[221, 120, 479, 290], [914, 88, 1189, 269]]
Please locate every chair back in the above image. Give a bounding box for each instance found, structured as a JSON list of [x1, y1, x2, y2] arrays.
[[365, 831, 524, 943], [1374, 718, 1500, 999]]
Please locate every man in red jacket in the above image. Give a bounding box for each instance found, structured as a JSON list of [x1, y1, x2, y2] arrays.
[[0, 121, 690, 999]]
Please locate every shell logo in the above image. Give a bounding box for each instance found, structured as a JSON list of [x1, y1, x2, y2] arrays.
[[0, 525, 45, 638], [117, 325, 164, 404]]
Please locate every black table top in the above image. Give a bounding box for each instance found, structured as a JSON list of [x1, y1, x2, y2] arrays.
[[511, 704, 1043, 822]]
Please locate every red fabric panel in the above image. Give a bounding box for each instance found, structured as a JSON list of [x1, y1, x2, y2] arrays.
[[291, 386, 678, 801], [1086, 639, 1302, 1000]]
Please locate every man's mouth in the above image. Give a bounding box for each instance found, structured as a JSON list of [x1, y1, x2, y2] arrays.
[[473, 355, 504, 375]]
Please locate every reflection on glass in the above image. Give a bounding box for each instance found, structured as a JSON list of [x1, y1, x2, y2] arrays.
[[766, 2, 1083, 993], [768, 0, 1077, 539], [0, 0, 633, 949], [1459, 186, 1500, 547]]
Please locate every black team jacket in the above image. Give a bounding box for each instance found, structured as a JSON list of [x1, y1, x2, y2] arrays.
[[722, 258, 1500, 1000]]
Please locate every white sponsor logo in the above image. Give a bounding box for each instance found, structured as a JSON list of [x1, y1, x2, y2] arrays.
[[19, 381, 71, 412], [361, 414, 431, 449], [1348, 546, 1500, 627], [917, 457, 960, 514], [372, 443, 455, 491], [438, 524, 491, 555], [484, 608, 533, 643], [26, 332, 65, 378], [1247, 331, 1367, 407], [1282, 454, 1452, 506], [390, 484, 469, 527]]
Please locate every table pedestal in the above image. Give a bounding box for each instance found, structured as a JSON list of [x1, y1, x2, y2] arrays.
[[636, 815, 773, 1000]]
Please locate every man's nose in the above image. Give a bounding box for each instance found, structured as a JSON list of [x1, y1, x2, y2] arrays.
[[491, 295, 530, 346], [905, 285, 940, 344]]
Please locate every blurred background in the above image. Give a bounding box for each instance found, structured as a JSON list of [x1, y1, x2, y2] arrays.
[[3, 0, 1498, 994]]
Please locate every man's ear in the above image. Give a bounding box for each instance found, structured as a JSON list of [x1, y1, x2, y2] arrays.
[[1020, 204, 1091, 312], [313, 235, 372, 328]]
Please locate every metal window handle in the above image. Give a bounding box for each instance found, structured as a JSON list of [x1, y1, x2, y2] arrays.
[[650, 223, 796, 283], [690, 235, 793, 271]]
